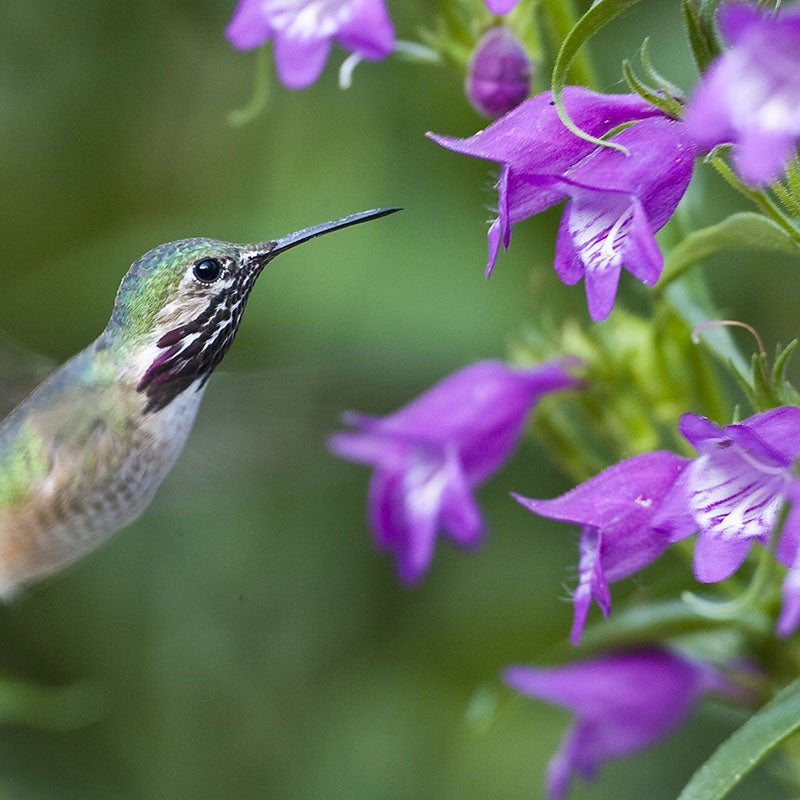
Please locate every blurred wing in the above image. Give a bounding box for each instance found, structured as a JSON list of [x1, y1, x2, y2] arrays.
[[0, 332, 56, 419]]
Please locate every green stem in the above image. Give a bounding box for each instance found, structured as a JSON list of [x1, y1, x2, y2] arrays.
[[227, 46, 271, 127]]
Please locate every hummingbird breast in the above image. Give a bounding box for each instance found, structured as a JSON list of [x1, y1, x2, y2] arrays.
[[0, 345, 206, 596]]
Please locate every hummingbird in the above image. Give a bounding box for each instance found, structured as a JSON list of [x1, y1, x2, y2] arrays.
[[0, 207, 397, 597]]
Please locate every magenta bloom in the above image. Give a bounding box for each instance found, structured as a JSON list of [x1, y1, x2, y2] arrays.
[[505, 648, 741, 800], [226, 0, 394, 89], [656, 408, 800, 627], [329, 360, 579, 583], [485, 0, 519, 14], [429, 89, 694, 320], [513, 452, 688, 643], [685, 2, 800, 185], [466, 27, 532, 119]]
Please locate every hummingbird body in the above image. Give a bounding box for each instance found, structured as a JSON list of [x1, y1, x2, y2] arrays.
[[0, 210, 395, 596]]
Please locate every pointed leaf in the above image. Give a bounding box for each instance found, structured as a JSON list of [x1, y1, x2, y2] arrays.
[[661, 212, 800, 287], [677, 675, 800, 800]]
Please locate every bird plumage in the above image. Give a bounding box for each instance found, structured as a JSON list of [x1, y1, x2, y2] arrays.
[[0, 208, 396, 596]]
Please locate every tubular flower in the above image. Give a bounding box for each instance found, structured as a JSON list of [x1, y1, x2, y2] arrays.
[[684, 1, 800, 185], [428, 90, 693, 320], [226, 0, 394, 89], [513, 451, 688, 643], [505, 648, 744, 800], [329, 360, 579, 583], [655, 408, 800, 587]]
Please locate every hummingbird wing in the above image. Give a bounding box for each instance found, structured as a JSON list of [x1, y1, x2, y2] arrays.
[[0, 333, 57, 419]]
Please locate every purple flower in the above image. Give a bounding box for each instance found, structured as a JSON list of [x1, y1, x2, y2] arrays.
[[466, 27, 532, 119], [775, 482, 800, 636], [505, 648, 742, 800], [656, 408, 800, 588], [685, 2, 800, 185], [429, 90, 694, 320], [513, 452, 688, 643], [226, 0, 394, 89], [485, 0, 519, 14], [329, 360, 579, 583]]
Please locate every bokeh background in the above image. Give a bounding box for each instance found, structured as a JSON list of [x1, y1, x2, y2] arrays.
[[0, 1, 797, 798]]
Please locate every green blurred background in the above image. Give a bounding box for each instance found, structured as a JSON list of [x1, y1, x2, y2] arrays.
[[0, 1, 796, 798]]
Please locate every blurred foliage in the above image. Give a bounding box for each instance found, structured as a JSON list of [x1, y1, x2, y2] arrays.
[[0, 1, 794, 798]]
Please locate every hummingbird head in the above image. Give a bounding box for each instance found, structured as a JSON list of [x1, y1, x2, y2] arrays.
[[106, 208, 398, 413]]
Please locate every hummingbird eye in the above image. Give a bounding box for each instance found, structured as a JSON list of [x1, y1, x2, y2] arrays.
[[192, 258, 223, 283]]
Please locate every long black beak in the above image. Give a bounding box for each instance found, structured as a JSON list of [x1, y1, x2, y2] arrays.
[[242, 207, 399, 267]]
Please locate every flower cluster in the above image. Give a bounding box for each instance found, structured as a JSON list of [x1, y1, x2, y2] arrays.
[[516, 407, 800, 641], [225, 1, 800, 799], [329, 360, 579, 582], [429, 89, 694, 320]]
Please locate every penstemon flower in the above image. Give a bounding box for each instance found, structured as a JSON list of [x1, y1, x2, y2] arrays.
[[226, 0, 394, 89], [429, 90, 693, 319], [505, 648, 746, 800], [329, 360, 579, 582], [685, 1, 800, 186], [513, 452, 688, 643]]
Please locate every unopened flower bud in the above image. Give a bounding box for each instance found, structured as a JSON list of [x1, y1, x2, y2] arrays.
[[466, 26, 532, 119]]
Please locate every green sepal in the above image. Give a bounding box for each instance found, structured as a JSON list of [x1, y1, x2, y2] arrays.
[[681, 0, 722, 73], [772, 340, 800, 406], [750, 351, 781, 411], [550, 0, 643, 154], [621, 55, 683, 119], [660, 212, 800, 288], [677, 674, 800, 800]]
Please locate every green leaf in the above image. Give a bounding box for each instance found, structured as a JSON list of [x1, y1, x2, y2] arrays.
[[545, 599, 770, 664], [677, 675, 800, 800], [661, 212, 800, 287], [551, 0, 643, 153]]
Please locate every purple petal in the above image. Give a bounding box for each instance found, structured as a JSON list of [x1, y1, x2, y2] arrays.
[[778, 565, 800, 637], [718, 2, 769, 43], [366, 458, 445, 583], [226, 0, 273, 49], [485, 0, 519, 13], [273, 30, 332, 89], [692, 528, 753, 583], [620, 197, 663, 285], [570, 527, 610, 644], [439, 448, 484, 546], [375, 360, 578, 483], [739, 406, 800, 465], [514, 451, 687, 530], [336, 0, 395, 59], [553, 205, 585, 285], [735, 128, 796, 187], [583, 258, 622, 321], [427, 88, 661, 174]]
